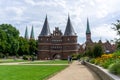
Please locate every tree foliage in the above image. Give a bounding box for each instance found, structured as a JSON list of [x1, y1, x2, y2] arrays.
[[29, 39, 37, 55], [0, 24, 19, 56], [18, 37, 29, 56], [93, 44, 103, 58], [113, 20, 120, 36], [0, 24, 37, 58], [85, 44, 103, 58], [85, 46, 93, 58], [113, 20, 120, 49]]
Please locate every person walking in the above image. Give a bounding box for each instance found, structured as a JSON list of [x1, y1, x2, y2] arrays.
[[68, 56, 70, 64]]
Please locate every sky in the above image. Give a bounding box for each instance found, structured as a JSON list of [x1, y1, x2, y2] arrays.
[[0, 0, 120, 44]]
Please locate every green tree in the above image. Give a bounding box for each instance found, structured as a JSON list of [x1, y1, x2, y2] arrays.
[[18, 37, 29, 56], [0, 24, 19, 56], [93, 44, 103, 58], [29, 39, 37, 55], [0, 24, 19, 39], [112, 20, 120, 49], [85, 46, 94, 58], [0, 29, 7, 54], [11, 39, 19, 56], [113, 20, 120, 36]]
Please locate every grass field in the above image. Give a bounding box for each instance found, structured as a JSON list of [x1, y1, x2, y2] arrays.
[[0, 59, 26, 63], [0, 65, 67, 80], [25, 60, 68, 64]]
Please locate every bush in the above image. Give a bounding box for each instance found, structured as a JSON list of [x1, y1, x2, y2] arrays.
[[23, 55, 31, 60], [101, 58, 114, 68], [85, 48, 93, 58], [23, 55, 28, 60], [89, 58, 95, 64], [93, 44, 103, 58], [113, 51, 120, 58], [0, 53, 4, 58], [72, 54, 83, 60], [72, 54, 78, 60], [108, 63, 120, 75]]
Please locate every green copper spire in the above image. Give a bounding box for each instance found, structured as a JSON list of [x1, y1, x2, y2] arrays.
[[30, 26, 34, 39], [86, 18, 91, 34], [24, 26, 29, 39]]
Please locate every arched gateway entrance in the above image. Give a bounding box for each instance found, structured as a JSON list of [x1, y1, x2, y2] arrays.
[[52, 53, 61, 59]]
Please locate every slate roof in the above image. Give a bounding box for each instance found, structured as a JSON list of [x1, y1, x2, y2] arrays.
[[64, 15, 76, 36], [40, 15, 51, 36]]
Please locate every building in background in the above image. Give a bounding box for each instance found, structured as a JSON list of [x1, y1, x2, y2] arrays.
[[37, 15, 78, 60], [24, 15, 116, 60], [79, 18, 116, 54], [24, 26, 35, 40]]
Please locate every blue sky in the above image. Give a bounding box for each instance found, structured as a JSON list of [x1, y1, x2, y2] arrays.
[[0, 0, 120, 44]]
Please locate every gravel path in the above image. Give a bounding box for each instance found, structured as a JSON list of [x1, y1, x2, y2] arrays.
[[0, 61, 69, 65], [48, 61, 101, 80]]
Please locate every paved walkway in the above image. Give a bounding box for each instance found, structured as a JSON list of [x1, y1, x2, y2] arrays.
[[48, 61, 101, 80]]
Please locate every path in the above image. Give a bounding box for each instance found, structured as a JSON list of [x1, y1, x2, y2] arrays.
[[0, 61, 68, 66], [48, 61, 101, 80]]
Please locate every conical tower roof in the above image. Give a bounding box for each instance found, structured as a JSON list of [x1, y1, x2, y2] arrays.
[[24, 26, 29, 39], [40, 15, 51, 36], [64, 15, 76, 36], [86, 18, 91, 34], [30, 26, 34, 39]]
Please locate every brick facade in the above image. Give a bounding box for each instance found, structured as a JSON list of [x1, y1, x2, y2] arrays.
[[38, 27, 78, 60], [37, 16, 78, 60]]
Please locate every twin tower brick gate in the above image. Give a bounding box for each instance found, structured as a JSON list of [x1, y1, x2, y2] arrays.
[[37, 15, 78, 60]]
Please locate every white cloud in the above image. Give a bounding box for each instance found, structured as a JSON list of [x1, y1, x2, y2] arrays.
[[92, 24, 116, 41], [24, 0, 59, 6], [5, 6, 26, 16], [24, 0, 35, 5], [0, 0, 120, 43], [96, 5, 109, 18]]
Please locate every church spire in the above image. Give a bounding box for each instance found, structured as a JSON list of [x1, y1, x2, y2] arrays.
[[30, 25, 34, 39], [24, 26, 29, 39], [86, 18, 92, 43], [86, 18, 91, 34], [40, 15, 51, 36], [64, 15, 76, 36]]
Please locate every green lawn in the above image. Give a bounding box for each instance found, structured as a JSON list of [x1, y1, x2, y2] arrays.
[[25, 60, 68, 64], [0, 65, 67, 80], [0, 59, 27, 63]]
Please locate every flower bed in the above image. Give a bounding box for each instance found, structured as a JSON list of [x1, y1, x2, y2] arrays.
[[89, 51, 120, 75], [85, 62, 120, 80]]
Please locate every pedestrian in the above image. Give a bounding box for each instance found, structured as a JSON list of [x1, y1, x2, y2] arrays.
[[69, 56, 72, 63], [68, 56, 70, 63]]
